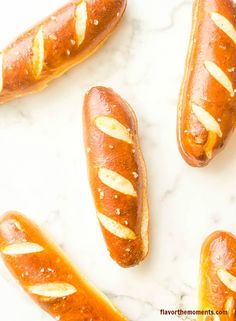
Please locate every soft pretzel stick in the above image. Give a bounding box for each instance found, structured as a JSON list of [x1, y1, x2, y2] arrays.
[[0, 0, 127, 104], [83, 87, 149, 267], [0, 212, 129, 321], [177, 0, 236, 167], [198, 231, 236, 320]]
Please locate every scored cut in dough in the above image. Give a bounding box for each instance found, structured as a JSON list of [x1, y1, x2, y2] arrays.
[[28, 282, 77, 298], [217, 269, 236, 292], [192, 103, 222, 137], [75, 1, 87, 46], [204, 60, 234, 95], [98, 168, 137, 197], [211, 12, 236, 45], [95, 116, 133, 144], [97, 212, 136, 240], [32, 27, 45, 78], [2, 242, 44, 255]]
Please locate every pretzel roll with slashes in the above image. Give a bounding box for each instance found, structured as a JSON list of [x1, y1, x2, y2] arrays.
[[83, 87, 149, 268], [0, 0, 127, 104], [198, 231, 236, 320], [0, 212, 129, 321], [177, 0, 236, 167]]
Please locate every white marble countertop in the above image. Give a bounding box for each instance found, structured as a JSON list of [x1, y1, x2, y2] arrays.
[[1, 0, 236, 320]]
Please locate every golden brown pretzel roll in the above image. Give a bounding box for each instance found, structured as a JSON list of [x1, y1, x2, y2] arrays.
[[178, 0, 236, 167], [0, 211, 129, 321], [198, 231, 236, 320], [83, 87, 149, 268], [0, 0, 127, 104]]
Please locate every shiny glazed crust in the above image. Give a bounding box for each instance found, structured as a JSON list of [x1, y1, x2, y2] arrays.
[[198, 231, 236, 320], [0, 212, 129, 321], [0, 0, 127, 104], [177, 0, 236, 167], [83, 87, 149, 268]]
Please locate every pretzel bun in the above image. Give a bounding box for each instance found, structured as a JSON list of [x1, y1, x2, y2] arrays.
[[177, 0, 236, 167], [0, 212, 129, 321], [0, 0, 127, 104], [83, 87, 149, 268], [198, 231, 236, 320]]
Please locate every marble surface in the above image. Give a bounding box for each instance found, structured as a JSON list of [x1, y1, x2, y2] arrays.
[[1, 0, 236, 320]]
